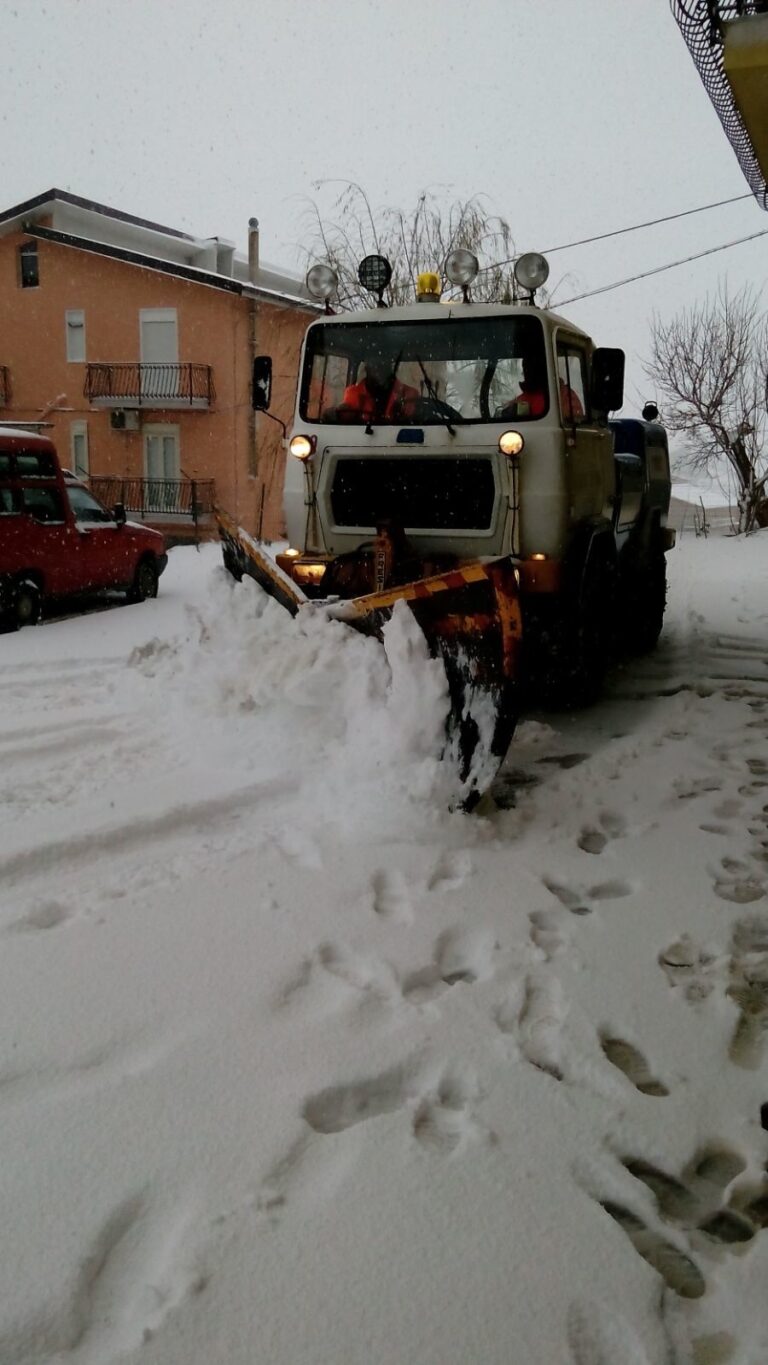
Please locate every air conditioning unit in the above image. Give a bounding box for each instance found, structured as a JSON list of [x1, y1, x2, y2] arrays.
[[110, 409, 139, 432]]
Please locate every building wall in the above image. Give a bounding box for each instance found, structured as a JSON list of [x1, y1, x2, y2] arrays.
[[0, 229, 313, 540]]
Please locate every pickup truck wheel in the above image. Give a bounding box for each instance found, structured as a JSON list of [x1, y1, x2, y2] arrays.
[[128, 558, 159, 603], [12, 579, 42, 629]]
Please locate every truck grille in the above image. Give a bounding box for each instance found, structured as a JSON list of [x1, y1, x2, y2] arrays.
[[330, 458, 495, 531]]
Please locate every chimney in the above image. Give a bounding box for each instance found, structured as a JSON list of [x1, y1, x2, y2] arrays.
[[248, 217, 260, 283]]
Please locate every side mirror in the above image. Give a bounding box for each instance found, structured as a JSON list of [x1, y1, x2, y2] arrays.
[[113, 502, 127, 526], [592, 347, 625, 415], [252, 355, 272, 411], [642, 401, 659, 423]]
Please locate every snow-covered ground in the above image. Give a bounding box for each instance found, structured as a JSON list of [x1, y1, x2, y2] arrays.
[[1, 536, 768, 1365]]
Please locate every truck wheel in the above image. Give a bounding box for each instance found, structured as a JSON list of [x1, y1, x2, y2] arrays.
[[544, 549, 616, 708], [128, 558, 159, 603], [633, 549, 667, 654], [12, 579, 42, 629]]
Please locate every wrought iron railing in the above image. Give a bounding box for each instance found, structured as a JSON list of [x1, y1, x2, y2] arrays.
[[0, 366, 9, 407], [84, 363, 215, 406], [89, 477, 215, 527], [670, 0, 768, 207]]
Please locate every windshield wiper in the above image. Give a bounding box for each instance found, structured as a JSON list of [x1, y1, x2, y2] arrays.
[[365, 351, 402, 435], [414, 356, 460, 436]]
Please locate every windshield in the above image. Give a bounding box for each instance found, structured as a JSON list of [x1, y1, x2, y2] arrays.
[[299, 316, 549, 425], [66, 483, 113, 523]]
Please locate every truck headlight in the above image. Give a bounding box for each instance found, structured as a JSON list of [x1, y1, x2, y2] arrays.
[[499, 430, 524, 457], [289, 434, 316, 460]]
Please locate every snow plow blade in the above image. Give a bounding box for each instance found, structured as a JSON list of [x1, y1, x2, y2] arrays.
[[217, 511, 522, 804]]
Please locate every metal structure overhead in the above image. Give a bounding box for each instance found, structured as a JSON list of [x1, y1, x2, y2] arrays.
[[671, 1, 768, 208]]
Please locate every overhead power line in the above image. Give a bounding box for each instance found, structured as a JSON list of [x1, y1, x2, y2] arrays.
[[477, 190, 755, 275], [552, 227, 768, 307]]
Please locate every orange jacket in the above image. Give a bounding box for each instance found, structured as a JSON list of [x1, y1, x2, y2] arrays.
[[340, 377, 419, 421], [502, 380, 584, 421]]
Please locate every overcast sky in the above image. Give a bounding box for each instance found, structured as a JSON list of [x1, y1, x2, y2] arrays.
[[2, 0, 766, 418]]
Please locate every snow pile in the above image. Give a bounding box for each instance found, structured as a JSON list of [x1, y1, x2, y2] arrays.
[[130, 566, 464, 836]]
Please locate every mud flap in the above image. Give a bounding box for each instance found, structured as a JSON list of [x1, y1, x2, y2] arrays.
[[217, 512, 523, 805]]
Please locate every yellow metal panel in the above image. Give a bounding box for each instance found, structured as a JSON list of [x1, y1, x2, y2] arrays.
[[724, 14, 768, 181]]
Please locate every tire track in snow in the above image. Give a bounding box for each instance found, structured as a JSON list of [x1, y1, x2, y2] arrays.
[[0, 778, 296, 889]]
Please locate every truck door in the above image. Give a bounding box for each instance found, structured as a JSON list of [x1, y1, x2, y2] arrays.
[[555, 336, 614, 525], [18, 484, 79, 596], [65, 483, 125, 589]]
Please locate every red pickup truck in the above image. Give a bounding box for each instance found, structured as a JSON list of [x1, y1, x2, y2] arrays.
[[0, 428, 167, 629]]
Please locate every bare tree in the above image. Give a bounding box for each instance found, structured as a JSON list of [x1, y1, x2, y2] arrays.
[[302, 181, 519, 309], [644, 285, 768, 533]]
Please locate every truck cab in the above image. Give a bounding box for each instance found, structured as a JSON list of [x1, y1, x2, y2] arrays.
[[244, 249, 673, 708]]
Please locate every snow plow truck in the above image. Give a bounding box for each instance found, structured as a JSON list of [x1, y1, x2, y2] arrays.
[[217, 249, 674, 805]]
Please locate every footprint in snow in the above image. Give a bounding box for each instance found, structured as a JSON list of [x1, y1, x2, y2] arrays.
[[401, 926, 496, 1003], [536, 751, 589, 771], [302, 1059, 479, 1155], [516, 969, 567, 1081], [277, 941, 399, 1015], [0, 1191, 207, 1362], [427, 849, 473, 892], [598, 1032, 669, 1097], [543, 875, 632, 917], [658, 934, 722, 1002], [567, 1298, 654, 1365], [371, 868, 413, 924], [5, 899, 77, 933], [590, 1139, 765, 1302], [529, 908, 571, 961], [727, 915, 768, 1068], [577, 811, 627, 856], [712, 854, 765, 904], [659, 916, 768, 1071], [411, 1070, 480, 1154], [674, 775, 723, 802]]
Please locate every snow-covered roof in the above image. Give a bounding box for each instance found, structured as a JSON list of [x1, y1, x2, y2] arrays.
[[0, 188, 317, 309]]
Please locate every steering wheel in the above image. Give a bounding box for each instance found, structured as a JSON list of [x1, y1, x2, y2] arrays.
[[411, 395, 464, 424]]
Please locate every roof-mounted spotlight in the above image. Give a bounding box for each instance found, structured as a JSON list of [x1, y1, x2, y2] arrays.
[[444, 248, 479, 301], [358, 254, 392, 308], [305, 263, 338, 314], [514, 252, 549, 302]]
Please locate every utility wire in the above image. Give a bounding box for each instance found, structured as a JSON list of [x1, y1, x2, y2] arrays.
[[477, 190, 755, 275], [551, 227, 768, 307]]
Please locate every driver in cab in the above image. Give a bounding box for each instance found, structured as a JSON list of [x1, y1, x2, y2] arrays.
[[337, 358, 419, 422], [500, 358, 584, 423]]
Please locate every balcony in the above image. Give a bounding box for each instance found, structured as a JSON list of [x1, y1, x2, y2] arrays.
[[84, 363, 215, 410], [89, 476, 215, 534], [0, 366, 9, 407]]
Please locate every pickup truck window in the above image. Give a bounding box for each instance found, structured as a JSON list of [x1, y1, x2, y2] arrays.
[[66, 484, 113, 523], [0, 487, 17, 514], [22, 488, 66, 523], [16, 451, 58, 478], [300, 316, 549, 425]]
